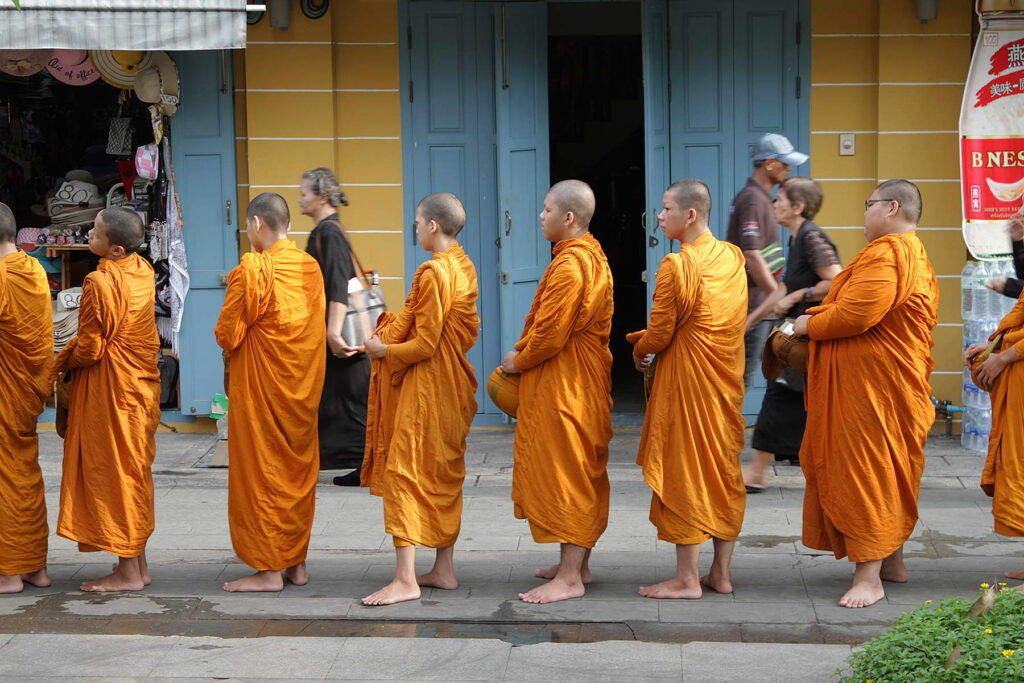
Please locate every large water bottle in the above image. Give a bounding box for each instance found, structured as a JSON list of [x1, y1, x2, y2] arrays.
[[962, 261, 977, 320], [962, 408, 976, 450], [979, 409, 992, 448], [976, 260, 993, 321]]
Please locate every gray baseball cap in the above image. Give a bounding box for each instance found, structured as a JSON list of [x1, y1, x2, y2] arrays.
[[751, 133, 808, 167]]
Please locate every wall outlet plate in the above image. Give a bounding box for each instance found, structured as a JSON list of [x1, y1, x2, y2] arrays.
[[839, 133, 856, 156]]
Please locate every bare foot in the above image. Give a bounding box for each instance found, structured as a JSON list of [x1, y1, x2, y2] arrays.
[[879, 567, 908, 583], [21, 568, 51, 588], [0, 575, 24, 594], [112, 561, 151, 586], [535, 564, 593, 584], [741, 468, 764, 489], [417, 569, 459, 590], [700, 573, 733, 594], [838, 581, 885, 608], [222, 571, 284, 593], [362, 579, 421, 606], [1004, 569, 1024, 580], [519, 577, 585, 604], [80, 572, 145, 592], [638, 578, 702, 600], [283, 563, 309, 586]]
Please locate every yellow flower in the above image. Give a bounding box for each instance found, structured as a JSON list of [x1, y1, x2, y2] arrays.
[[981, 583, 991, 588], [999, 582, 1008, 586], [924, 599, 932, 604], [1004, 650, 1015, 657], [985, 628, 993, 634]]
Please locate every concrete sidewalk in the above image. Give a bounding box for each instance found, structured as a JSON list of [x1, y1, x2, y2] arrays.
[[0, 633, 854, 681], [1, 429, 1018, 656]]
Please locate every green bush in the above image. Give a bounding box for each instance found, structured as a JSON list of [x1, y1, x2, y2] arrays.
[[839, 585, 1024, 682]]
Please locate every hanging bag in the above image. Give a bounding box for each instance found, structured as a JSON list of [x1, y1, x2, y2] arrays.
[[316, 220, 387, 347], [106, 90, 134, 156]]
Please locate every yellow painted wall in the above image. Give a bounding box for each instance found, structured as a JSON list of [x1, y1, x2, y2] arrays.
[[810, 0, 972, 405], [238, 1, 406, 307]]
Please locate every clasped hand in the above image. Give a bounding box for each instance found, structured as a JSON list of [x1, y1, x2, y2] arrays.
[[964, 342, 1008, 392], [328, 333, 364, 359]]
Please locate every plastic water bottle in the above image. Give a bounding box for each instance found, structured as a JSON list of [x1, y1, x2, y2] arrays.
[[976, 261, 993, 320], [961, 409, 976, 450], [961, 261, 977, 320], [979, 409, 992, 448]]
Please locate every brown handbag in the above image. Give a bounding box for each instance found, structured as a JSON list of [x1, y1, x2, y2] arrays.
[[762, 320, 810, 380]]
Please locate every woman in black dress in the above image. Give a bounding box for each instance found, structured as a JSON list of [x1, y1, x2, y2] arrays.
[[743, 177, 841, 492], [299, 167, 370, 486]]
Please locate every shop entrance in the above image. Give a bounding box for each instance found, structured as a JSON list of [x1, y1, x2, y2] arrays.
[[547, 2, 646, 414]]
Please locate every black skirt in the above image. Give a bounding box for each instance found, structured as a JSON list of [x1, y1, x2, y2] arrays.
[[751, 379, 806, 458], [318, 351, 371, 470]]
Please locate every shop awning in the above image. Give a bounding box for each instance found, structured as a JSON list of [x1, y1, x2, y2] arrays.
[[0, 1, 247, 51]]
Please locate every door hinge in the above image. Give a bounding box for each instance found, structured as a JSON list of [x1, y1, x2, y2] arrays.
[[407, 24, 412, 50], [408, 80, 414, 103], [795, 75, 801, 99], [795, 21, 801, 45], [500, 271, 509, 285]]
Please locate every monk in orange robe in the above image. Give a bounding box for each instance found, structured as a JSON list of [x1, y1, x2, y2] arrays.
[[361, 193, 479, 606], [965, 273, 1024, 586], [794, 180, 938, 608], [501, 180, 614, 604], [627, 180, 747, 599], [215, 192, 326, 592], [52, 207, 161, 592], [0, 203, 54, 594]]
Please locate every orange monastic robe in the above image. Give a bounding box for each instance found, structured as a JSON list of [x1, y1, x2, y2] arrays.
[[801, 232, 938, 562], [982, 295, 1024, 537], [512, 232, 614, 548], [56, 254, 161, 557], [628, 232, 747, 544], [0, 251, 53, 574], [215, 239, 326, 571], [362, 243, 479, 548]]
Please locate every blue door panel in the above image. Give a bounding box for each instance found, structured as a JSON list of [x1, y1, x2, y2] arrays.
[[642, 0, 671, 302], [171, 50, 238, 416]]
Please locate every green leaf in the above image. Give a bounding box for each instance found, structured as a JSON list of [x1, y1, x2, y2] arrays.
[[11, 0, 21, 9]]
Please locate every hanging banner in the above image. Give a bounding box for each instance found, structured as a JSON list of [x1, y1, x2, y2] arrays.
[[961, 16, 1024, 260]]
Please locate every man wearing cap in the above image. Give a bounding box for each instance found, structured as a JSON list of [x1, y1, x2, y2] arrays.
[[726, 132, 808, 388]]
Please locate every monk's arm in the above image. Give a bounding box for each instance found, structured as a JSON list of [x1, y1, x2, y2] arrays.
[[514, 259, 582, 371], [386, 268, 443, 368], [214, 268, 249, 351], [807, 252, 897, 340], [632, 257, 686, 355], [66, 278, 107, 368]]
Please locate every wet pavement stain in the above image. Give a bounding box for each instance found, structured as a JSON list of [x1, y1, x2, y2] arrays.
[[189, 644, 230, 650], [738, 535, 799, 549]]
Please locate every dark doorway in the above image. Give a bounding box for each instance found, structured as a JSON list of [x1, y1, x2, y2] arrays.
[[547, 2, 646, 416]]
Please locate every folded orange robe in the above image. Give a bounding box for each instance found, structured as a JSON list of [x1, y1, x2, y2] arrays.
[[55, 254, 161, 557], [215, 239, 326, 571], [512, 232, 614, 548], [801, 232, 938, 562], [628, 233, 747, 545], [0, 251, 53, 574], [362, 244, 479, 548], [982, 295, 1024, 537]]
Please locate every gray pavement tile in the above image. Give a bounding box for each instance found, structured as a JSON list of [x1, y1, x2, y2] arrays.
[[41, 564, 84, 580], [328, 636, 511, 680], [740, 623, 824, 643], [813, 602, 912, 625], [0, 633, 177, 677], [156, 635, 344, 678], [197, 597, 353, 619], [0, 594, 46, 616], [658, 600, 816, 624], [680, 642, 851, 682], [627, 621, 742, 643], [0, 634, 11, 649], [508, 598, 660, 623], [505, 641, 683, 682], [731, 582, 811, 603], [819, 624, 890, 645]]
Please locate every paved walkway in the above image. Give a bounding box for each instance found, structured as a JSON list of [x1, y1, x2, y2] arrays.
[[1, 429, 1019, 679]]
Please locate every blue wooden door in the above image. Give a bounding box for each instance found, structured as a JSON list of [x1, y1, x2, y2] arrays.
[[642, 0, 672, 304], [403, 1, 501, 415], [495, 2, 550, 363], [171, 50, 239, 416], [666, 0, 804, 415]]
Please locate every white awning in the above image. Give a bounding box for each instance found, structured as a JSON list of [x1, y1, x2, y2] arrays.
[[0, 1, 247, 51]]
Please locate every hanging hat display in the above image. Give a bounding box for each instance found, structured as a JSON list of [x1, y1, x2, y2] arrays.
[[45, 50, 101, 86], [89, 50, 153, 89], [0, 49, 50, 77], [133, 51, 180, 117]]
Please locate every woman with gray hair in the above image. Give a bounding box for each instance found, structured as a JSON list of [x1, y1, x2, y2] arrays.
[[300, 167, 369, 486]]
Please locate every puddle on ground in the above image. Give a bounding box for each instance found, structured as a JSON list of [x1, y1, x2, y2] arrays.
[[739, 535, 799, 548]]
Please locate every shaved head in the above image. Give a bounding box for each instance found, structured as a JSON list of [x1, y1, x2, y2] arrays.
[[548, 180, 596, 228], [98, 207, 144, 252], [0, 202, 15, 244], [875, 179, 922, 225], [666, 179, 712, 223], [247, 192, 290, 233], [417, 192, 467, 237]]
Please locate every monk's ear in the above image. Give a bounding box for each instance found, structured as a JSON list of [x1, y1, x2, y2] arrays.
[[110, 244, 127, 259], [429, 219, 440, 234], [565, 210, 576, 226]]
